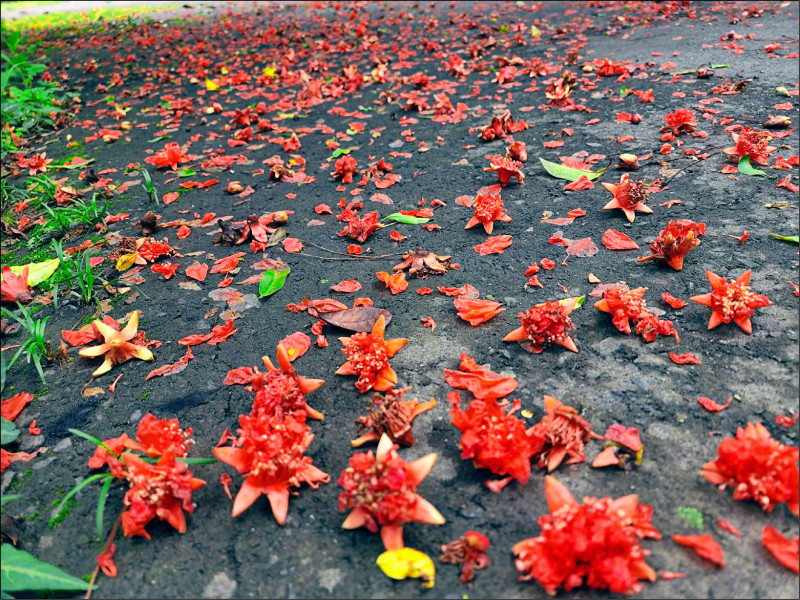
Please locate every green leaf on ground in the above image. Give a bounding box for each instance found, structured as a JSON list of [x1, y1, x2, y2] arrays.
[[770, 233, 799, 244], [677, 506, 704, 529], [382, 213, 431, 225], [259, 267, 290, 298], [737, 156, 767, 177], [1, 544, 89, 593], [1, 418, 20, 445], [539, 158, 602, 182]]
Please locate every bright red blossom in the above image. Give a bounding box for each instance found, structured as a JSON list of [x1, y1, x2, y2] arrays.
[[513, 477, 659, 595], [120, 451, 206, 539], [504, 299, 578, 354], [465, 192, 512, 234], [337, 315, 407, 393], [701, 422, 799, 516], [691, 270, 772, 334], [723, 127, 777, 165], [333, 154, 358, 183], [338, 434, 444, 550], [637, 219, 705, 271], [449, 392, 542, 492], [485, 154, 524, 186], [145, 143, 191, 170], [339, 210, 385, 243], [213, 411, 329, 524], [661, 109, 697, 135], [601, 174, 652, 223]]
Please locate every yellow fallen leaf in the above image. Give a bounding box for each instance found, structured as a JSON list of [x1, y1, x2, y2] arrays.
[[116, 253, 137, 272], [220, 66, 228, 75], [263, 66, 277, 78], [376, 548, 435, 588], [82, 387, 105, 398], [205, 78, 219, 91], [3, 258, 60, 287]]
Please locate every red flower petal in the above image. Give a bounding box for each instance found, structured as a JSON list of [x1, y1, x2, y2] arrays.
[[672, 534, 726, 567], [762, 526, 799, 574], [331, 279, 362, 293], [185, 263, 209, 282], [697, 396, 733, 412], [670, 352, 702, 365], [473, 235, 513, 255], [601, 229, 640, 250]]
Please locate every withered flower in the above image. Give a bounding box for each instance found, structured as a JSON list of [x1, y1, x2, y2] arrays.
[[79, 310, 154, 377], [352, 387, 437, 448], [392, 248, 452, 277]]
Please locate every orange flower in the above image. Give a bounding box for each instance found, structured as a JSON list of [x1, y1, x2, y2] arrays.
[[454, 296, 505, 325], [504, 299, 578, 353], [465, 192, 512, 234], [337, 315, 407, 393], [144, 142, 191, 170], [601, 174, 653, 223], [376, 271, 409, 294], [690, 270, 772, 334], [78, 310, 153, 377], [338, 434, 444, 550]]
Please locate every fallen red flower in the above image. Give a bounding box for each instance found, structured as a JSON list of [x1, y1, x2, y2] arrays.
[[505, 299, 578, 354], [513, 476, 659, 595], [637, 219, 705, 271], [702, 422, 799, 516], [601, 174, 653, 223], [376, 271, 409, 294], [690, 270, 772, 334], [450, 392, 541, 490], [465, 192, 512, 234], [661, 109, 697, 135], [440, 531, 491, 583], [484, 154, 524, 186], [338, 434, 444, 550], [145, 142, 191, 170], [337, 315, 407, 393], [723, 127, 777, 165], [213, 411, 328, 523]]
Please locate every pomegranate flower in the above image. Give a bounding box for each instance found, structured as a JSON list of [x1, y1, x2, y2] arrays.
[[440, 531, 491, 583], [213, 411, 329, 523], [339, 210, 385, 243], [144, 143, 191, 170], [701, 422, 799, 517], [637, 219, 705, 271], [251, 344, 326, 420], [531, 396, 600, 472], [594, 286, 650, 335], [338, 434, 444, 550], [333, 154, 358, 183], [661, 109, 697, 135], [690, 270, 772, 334], [485, 154, 524, 186], [337, 315, 408, 393], [513, 476, 659, 595], [126, 413, 194, 458], [465, 192, 512, 234], [121, 451, 206, 539], [352, 387, 437, 448], [723, 127, 777, 165], [449, 392, 543, 492], [506, 140, 528, 163], [78, 310, 153, 377], [601, 174, 653, 223], [504, 298, 579, 354]]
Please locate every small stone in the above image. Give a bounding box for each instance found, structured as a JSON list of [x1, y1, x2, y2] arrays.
[[130, 410, 143, 423], [202, 572, 237, 599], [54, 438, 72, 452], [318, 568, 343, 593], [19, 435, 44, 451], [39, 535, 54, 550]]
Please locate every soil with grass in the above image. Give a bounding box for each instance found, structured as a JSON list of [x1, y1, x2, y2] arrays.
[[1, 2, 798, 599]]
